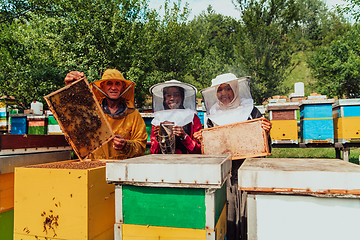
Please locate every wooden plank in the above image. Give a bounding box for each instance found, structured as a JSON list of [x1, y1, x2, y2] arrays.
[[0, 172, 14, 213], [271, 110, 296, 120], [88, 167, 115, 239], [121, 224, 207, 240], [0, 135, 69, 150], [267, 105, 299, 111], [201, 119, 270, 160], [44, 77, 114, 160], [122, 185, 206, 229], [106, 154, 231, 188]]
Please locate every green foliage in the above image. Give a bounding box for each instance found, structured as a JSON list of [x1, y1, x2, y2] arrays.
[[339, 0, 360, 22], [0, 0, 357, 109], [0, 16, 64, 108], [234, 0, 300, 103], [307, 24, 360, 98], [187, 6, 239, 89]]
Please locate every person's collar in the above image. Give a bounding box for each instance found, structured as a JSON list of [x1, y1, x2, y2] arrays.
[[101, 98, 127, 117]]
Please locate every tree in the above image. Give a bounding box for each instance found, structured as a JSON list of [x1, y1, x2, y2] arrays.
[[126, 0, 196, 106], [308, 24, 360, 98], [187, 6, 239, 90], [0, 15, 64, 109], [233, 0, 300, 103], [339, 0, 360, 22]]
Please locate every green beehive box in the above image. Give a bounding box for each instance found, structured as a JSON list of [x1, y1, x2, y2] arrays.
[[106, 154, 231, 240]]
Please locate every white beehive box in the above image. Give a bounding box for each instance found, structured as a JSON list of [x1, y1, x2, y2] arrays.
[[239, 158, 360, 240]]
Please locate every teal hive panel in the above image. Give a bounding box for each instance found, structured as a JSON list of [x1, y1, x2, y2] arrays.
[[197, 111, 205, 125], [300, 104, 333, 119], [300, 118, 334, 143], [10, 116, 27, 135]]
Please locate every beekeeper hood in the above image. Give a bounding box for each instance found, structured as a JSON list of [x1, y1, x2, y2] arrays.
[[92, 69, 135, 109], [150, 80, 197, 126], [200, 73, 254, 126]]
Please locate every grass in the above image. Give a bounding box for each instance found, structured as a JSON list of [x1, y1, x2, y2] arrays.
[[146, 145, 360, 164], [269, 147, 360, 165]]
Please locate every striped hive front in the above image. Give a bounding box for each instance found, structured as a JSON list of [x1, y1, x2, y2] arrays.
[[268, 102, 299, 144], [106, 154, 231, 240], [0, 107, 7, 132], [333, 99, 360, 143], [47, 113, 63, 135], [27, 115, 48, 135], [299, 99, 335, 144]]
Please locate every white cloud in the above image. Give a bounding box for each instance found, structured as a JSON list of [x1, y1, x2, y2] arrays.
[[148, 0, 241, 20]]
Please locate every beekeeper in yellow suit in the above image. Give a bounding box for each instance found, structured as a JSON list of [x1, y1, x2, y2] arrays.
[[64, 69, 147, 160]]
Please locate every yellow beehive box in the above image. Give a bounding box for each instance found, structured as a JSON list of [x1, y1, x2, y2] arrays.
[[14, 160, 115, 240], [270, 119, 298, 144], [333, 117, 360, 142]]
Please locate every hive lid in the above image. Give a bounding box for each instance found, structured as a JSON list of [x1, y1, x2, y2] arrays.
[[267, 102, 299, 111], [106, 154, 231, 188], [239, 158, 360, 196], [299, 99, 335, 106], [333, 99, 360, 108]]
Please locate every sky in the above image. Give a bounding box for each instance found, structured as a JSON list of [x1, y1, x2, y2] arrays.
[[147, 0, 348, 20]]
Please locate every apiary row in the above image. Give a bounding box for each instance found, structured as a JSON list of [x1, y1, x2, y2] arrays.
[[7, 112, 62, 135], [7, 154, 230, 240], [268, 98, 360, 144], [0, 134, 72, 240]]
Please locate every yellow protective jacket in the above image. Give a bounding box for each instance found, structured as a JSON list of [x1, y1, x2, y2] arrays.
[[89, 108, 147, 160], [88, 72, 147, 160]]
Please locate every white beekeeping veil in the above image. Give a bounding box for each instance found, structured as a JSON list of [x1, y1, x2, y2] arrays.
[[200, 73, 254, 126], [150, 80, 197, 126]]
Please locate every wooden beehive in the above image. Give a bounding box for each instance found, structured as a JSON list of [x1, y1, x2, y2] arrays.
[[239, 158, 360, 240], [44, 77, 114, 160], [0, 171, 14, 240], [268, 102, 299, 144], [201, 118, 270, 159], [14, 160, 115, 240], [299, 99, 334, 144], [27, 115, 48, 135], [106, 154, 231, 240], [333, 99, 360, 143]]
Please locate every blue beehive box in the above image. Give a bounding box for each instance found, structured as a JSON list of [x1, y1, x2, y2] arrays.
[[10, 114, 28, 135], [299, 99, 335, 144], [197, 111, 205, 125]]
